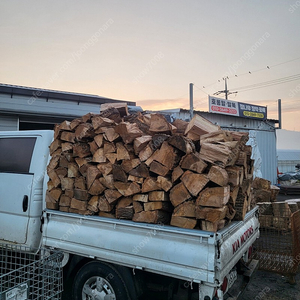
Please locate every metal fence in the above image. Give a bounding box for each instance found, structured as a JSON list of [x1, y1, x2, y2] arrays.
[[0, 243, 63, 300], [253, 210, 300, 282]]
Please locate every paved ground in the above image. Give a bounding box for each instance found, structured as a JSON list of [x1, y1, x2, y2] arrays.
[[243, 269, 300, 300]]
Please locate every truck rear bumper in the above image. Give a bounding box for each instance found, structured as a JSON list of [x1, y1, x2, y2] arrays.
[[224, 259, 259, 300]]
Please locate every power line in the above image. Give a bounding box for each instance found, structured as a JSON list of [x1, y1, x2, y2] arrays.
[[201, 56, 300, 90], [232, 73, 300, 93]]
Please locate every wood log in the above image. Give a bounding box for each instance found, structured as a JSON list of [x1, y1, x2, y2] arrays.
[[97, 162, 113, 176], [172, 119, 188, 134], [149, 114, 172, 134], [70, 118, 83, 131], [199, 142, 238, 168], [270, 185, 280, 202], [168, 135, 195, 154], [61, 142, 73, 153], [253, 189, 271, 203], [103, 142, 116, 155], [149, 161, 169, 177], [184, 114, 220, 137], [200, 130, 232, 145], [134, 135, 152, 154], [105, 153, 118, 164], [74, 189, 89, 201], [48, 188, 62, 202], [98, 195, 114, 212], [93, 148, 107, 163], [172, 166, 184, 183], [115, 122, 143, 144], [87, 196, 99, 213], [70, 198, 87, 211], [170, 182, 191, 207], [257, 202, 273, 215], [226, 166, 243, 186], [73, 143, 91, 158], [195, 206, 228, 223], [156, 176, 172, 192], [129, 163, 150, 178], [201, 220, 225, 232], [88, 179, 106, 195], [65, 189, 74, 198], [181, 170, 209, 197], [59, 206, 69, 212], [59, 156, 69, 168], [133, 194, 149, 202], [121, 158, 141, 173], [114, 181, 141, 197], [75, 123, 94, 141], [104, 189, 123, 205], [75, 157, 91, 168], [133, 210, 171, 224], [48, 170, 61, 187], [117, 197, 133, 209], [115, 142, 131, 161], [49, 139, 61, 155], [170, 216, 197, 229], [86, 165, 101, 189], [172, 201, 196, 218], [74, 177, 86, 190], [128, 175, 144, 184], [99, 174, 115, 189], [99, 211, 116, 218], [47, 180, 55, 191], [226, 203, 236, 220], [116, 206, 134, 219], [113, 165, 128, 182], [149, 141, 176, 170], [234, 190, 248, 220], [196, 186, 230, 208], [252, 177, 271, 191], [94, 134, 104, 148], [103, 127, 120, 143], [133, 201, 144, 213], [151, 134, 170, 150], [100, 107, 122, 122], [68, 163, 79, 178], [46, 202, 59, 210], [60, 131, 76, 143], [142, 177, 161, 193], [180, 153, 207, 174], [259, 215, 273, 228], [148, 191, 169, 202], [101, 102, 128, 117], [92, 116, 115, 130], [59, 120, 72, 131], [61, 177, 74, 191], [47, 156, 60, 173], [139, 143, 154, 162], [229, 186, 239, 206], [207, 165, 229, 186], [144, 201, 173, 212]]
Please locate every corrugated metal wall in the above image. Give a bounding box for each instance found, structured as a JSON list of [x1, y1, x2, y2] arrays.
[[0, 115, 18, 131]]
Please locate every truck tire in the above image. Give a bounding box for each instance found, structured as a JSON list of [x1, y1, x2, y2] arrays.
[[72, 261, 131, 300]]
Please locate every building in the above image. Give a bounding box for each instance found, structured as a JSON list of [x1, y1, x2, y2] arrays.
[[277, 150, 300, 174], [0, 83, 135, 131]]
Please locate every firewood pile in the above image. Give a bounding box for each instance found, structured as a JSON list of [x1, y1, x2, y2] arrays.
[[46, 104, 254, 232]]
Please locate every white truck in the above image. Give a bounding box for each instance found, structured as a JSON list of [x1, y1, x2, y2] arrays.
[[0, 130, 259, 300]]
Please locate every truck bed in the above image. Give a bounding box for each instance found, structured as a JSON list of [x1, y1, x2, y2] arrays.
[[43, 207, 259, 284]]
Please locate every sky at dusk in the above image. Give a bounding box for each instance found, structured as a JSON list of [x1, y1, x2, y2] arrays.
[[1, 1, 300, 131]]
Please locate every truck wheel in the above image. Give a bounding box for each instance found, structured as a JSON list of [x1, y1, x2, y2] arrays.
[[72, 261, 131, 300]]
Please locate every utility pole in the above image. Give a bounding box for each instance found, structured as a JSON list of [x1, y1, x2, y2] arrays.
[[214, 77, 237, 99], [189, 83, 194, 120]]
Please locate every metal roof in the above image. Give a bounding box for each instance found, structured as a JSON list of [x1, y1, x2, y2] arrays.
[[0, 83, 135, 106], [277, 149, 300, 161]]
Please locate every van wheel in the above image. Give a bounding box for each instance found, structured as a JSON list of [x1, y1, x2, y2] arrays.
[[72, 261, 131, 300]]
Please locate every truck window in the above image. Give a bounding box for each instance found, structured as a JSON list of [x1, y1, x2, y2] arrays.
[[0, 137, 36, 173]]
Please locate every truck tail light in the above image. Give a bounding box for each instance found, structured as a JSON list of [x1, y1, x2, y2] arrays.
[[221, 276, 228, 293], [248, 246, 253, 259]]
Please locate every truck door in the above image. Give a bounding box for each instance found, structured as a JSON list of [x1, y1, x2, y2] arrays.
[[0, 137, 36, 244]]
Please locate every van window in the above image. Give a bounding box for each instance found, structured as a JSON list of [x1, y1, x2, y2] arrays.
[[0, 137, 37, 173]]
